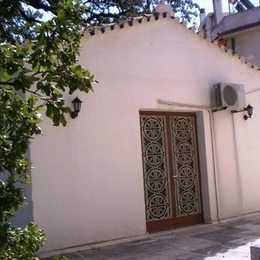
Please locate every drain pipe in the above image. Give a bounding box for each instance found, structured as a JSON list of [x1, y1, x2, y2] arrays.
[[209, 110, 221, 224], [231, 113, 244, 216], [157, 99, 221, 224]]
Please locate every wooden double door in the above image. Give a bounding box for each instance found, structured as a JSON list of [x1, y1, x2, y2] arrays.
[[140, 111, 203, 232]]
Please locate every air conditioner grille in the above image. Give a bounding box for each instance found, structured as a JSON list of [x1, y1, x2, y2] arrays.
[[212, 83, 246, 111], [223, 85, 238, 106]]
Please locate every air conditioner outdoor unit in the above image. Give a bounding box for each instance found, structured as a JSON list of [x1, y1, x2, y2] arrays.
[[212, 83, 246, 111]]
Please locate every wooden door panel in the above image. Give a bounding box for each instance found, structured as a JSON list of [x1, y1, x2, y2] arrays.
[[140, 111, 203, 232], [140, 114, 173, 232], [169, 115, 203, 227]]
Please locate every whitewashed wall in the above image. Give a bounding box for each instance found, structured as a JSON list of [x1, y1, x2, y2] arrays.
[[30, 16, 260, 252]]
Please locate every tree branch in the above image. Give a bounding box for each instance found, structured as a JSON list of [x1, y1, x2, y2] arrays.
[[0, 81, 15, 86], [23, 0, 58, 15], [85, 11, 128, 23], [24, 88, 43, 97], [18, 8, 41, 24]]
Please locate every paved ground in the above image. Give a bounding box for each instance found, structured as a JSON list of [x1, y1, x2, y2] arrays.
[[44, 214, 260, 259]]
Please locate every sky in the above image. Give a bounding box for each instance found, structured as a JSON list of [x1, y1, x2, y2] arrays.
[[194, 0, 213, 13], [194, 0, 260, 14]]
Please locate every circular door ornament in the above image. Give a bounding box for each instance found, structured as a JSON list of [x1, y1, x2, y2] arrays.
[[174, 118, 192, 140], [180, 190, 198, 214], [143, 117, 163, 141], [146, 168, 166, 192], [148, 195, 168, 219], [145, 143, 164, 166], [178, 166, 195, 189], [176, 142, 194, 165]]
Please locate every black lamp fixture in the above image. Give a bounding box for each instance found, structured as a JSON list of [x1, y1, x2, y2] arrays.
[[71, 97, 83, 118], [244, 104, 253, 120]]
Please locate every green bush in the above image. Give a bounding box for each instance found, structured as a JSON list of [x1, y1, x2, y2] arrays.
[[0, 223, 45, 260]]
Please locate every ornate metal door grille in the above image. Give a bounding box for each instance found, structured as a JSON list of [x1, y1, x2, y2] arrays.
[[171, 116, 202, 217], [140, 115, 172, 222], [140, 111, 203, 232]]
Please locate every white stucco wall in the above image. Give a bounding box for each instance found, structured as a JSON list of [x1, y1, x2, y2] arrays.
[[30, 16, 260, 252]]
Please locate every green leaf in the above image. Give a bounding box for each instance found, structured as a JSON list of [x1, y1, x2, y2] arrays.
[[60, 114, 67, 127], [46, 104, 53, 118], [1, 71, 10, 81], [58, 9, 67, 20], [32, 60, 40, 73]]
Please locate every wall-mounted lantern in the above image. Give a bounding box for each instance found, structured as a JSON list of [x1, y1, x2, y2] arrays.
[[71, 97, 83, 118], [244, 104, 253, 120], [232, 104, 253, 120]]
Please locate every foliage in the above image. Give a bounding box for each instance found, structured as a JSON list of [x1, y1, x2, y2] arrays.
[[0, 0, 199, 257], [0, 223, 45, 260], [82, 0, 200, 25], [0, 0, 200, 41], [0, 0, 95, 257]]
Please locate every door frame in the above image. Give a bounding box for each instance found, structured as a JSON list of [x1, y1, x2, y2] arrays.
[[139, 110, 206, 232]]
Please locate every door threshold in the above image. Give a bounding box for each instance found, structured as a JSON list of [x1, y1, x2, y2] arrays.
[[148, 223, 216, 237]]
